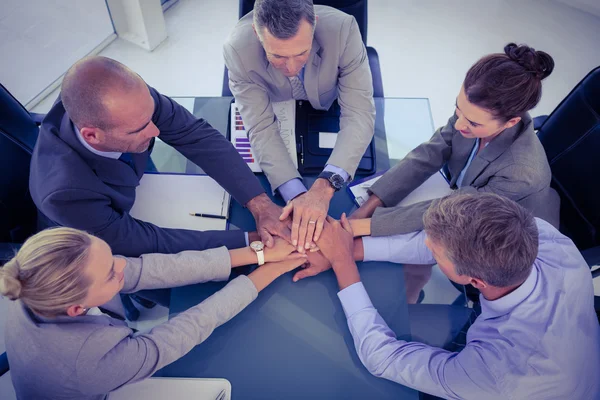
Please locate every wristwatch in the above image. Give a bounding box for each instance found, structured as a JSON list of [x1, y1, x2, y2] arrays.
[[318, 171, 345, 191], [250, 241, 265, 266]]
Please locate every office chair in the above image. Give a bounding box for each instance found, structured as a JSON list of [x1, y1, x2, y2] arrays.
[[0, 83, 41, 262], [535, 66, 600, 315], [222, 0, 384, 98]]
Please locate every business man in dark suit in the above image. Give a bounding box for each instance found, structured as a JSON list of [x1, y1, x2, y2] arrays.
[[30, 56, 287, 258]]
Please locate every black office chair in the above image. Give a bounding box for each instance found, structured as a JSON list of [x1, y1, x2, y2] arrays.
[[535, 66, 600, 316], [0, 83, 42, 262], [222, 0, 384, 98]]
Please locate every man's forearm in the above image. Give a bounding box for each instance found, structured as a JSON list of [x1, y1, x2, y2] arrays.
[[331, 257, 361, 291], [353, 238, 364, 262]]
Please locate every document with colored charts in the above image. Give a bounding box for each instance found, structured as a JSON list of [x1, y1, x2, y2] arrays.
[[230, 100, 298, 173]]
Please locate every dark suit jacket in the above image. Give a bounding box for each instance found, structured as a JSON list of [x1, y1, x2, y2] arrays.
[[369, 113, 560, 236], [30, 87, 265, 257]]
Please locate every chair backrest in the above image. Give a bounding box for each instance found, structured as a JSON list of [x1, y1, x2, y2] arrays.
[[0, 83, 40, 243], [537, 67, 600, 251], [239, 0, 368, 44]]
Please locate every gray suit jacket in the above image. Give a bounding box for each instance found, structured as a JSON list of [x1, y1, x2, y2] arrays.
[[5, 248, 257, 400], [224, 5, 375, 190], [369, 113, 560, 236]]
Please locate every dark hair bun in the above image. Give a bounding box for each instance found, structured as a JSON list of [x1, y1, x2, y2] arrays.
[[504, 43, 554, 80]]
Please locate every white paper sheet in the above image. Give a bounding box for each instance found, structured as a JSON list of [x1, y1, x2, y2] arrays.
[[349, 171, 452, 207], [109, 377, 231, 400], [319, 131, 338, 149], [230, 100, 297, 172], [129, 174, 230, 231]]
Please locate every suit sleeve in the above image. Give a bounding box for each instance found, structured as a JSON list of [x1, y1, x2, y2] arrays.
[[370, 158, 548, 237], [76, 276, 258, 395], [149, 87, 265, 205], [326, 16, 375, 179], [40, 188, 246, 257], [224, 43, 301, 191], [369, 114, 456, 207]]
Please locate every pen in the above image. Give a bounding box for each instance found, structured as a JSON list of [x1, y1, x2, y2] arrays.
[[189, 212, 227, 220]]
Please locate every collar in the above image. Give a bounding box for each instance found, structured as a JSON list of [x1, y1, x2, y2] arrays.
[[24, 302, 129, 328], [74, 124, 122, 159], [479, 264, 539, 319]]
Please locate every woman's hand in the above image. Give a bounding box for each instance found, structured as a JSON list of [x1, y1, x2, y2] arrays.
[[349, 194, 384, 220], [263, 237, 304, 263], [249, 257, 307, 292]]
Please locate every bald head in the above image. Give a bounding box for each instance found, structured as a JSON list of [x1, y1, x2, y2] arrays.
[[61, 56, 145, 130]]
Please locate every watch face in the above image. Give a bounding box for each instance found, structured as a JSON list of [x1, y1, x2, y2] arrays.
[[250, 241, 264, 251], [330, 174, 345, 190]]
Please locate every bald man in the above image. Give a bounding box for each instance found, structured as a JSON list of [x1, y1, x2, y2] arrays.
[[30, 56, 288, 257]]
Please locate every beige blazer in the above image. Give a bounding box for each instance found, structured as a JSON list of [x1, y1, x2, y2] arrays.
[[369, 113, 560, 236], [224, 5, 375, 190]]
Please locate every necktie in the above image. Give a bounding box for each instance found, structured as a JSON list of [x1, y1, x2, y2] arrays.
[[289, 75, 308, 100]]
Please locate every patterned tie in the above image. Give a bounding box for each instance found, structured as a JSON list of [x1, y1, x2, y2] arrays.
[[288, 75, 308, 100]]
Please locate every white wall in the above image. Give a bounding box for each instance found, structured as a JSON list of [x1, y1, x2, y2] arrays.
[[556, 0, 600, 18], [0, 0, 114, 106]]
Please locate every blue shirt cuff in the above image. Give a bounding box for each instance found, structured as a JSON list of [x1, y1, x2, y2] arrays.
[[362, 236, 391, 262], [337, 282, 374, 318], [277, 178, 307, 203], [244, 232, 249, 247], [323, 164, 350, 182]]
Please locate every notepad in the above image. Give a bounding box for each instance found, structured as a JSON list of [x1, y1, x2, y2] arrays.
[[231, 99, 297, 172], [348, 171, 453, 207], [129, 174, 230, 231], [108, 377, 231, 400]]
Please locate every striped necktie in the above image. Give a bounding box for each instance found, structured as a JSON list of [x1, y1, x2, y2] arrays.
[[289, 75, 308, 100]]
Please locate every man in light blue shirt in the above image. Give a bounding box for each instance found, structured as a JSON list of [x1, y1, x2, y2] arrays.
[[316, 193, 600, 400]]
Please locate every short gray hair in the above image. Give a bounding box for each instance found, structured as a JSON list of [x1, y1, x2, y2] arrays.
[[253, 0, 316, 40], [423, 193, 539, 287]]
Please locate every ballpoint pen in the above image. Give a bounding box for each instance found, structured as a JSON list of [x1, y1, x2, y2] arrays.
[[189, 212, 227, 219]]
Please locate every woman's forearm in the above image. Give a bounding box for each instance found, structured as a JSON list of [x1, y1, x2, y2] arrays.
[[229, 247, 258, 267], [350, 218, 372, 237]]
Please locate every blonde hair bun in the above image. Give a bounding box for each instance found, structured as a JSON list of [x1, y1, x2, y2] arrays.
[[0, 260, 22, 300]]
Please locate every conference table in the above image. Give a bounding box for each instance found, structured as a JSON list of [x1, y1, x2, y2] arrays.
[[149, 97, 474, 399]]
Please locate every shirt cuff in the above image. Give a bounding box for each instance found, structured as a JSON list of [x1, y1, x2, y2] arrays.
[[362, 236, 391, 262], [245, 232, 249, 246], [323, 164, 350, 182], [337, 282, 374, 318], [277, 178, 307, 203]]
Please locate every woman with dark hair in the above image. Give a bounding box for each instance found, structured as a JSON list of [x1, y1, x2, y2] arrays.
[[348, 43, 560, 238]]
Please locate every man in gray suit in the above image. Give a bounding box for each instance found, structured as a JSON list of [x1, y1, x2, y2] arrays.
[[224, 0, 375, 253]]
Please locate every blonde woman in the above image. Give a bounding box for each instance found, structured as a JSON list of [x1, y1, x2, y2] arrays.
[[0, 227, 306, 400]]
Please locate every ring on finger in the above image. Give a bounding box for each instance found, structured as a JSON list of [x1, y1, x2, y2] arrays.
[[308, 220, 316, 224]]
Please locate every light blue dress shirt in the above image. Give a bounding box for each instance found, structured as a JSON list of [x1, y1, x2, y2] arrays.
[[338, 219, 600, 399], [277, 67, 350, 202]]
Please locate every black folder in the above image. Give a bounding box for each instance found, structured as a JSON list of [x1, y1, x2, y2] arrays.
[[295, 100, 376, 175]]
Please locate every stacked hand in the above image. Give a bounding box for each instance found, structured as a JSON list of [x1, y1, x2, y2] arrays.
[[264, 237, 306, 263], [247, 193, 292, 246], [279, 178, 334, 253]]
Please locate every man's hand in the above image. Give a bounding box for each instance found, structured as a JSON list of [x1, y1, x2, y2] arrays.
[[247, 193, 291, 247], [292, 250, 331, 282], [317, 213, 355, 266], [280, 178, 333, 253], [317, 213, 361, 290]]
